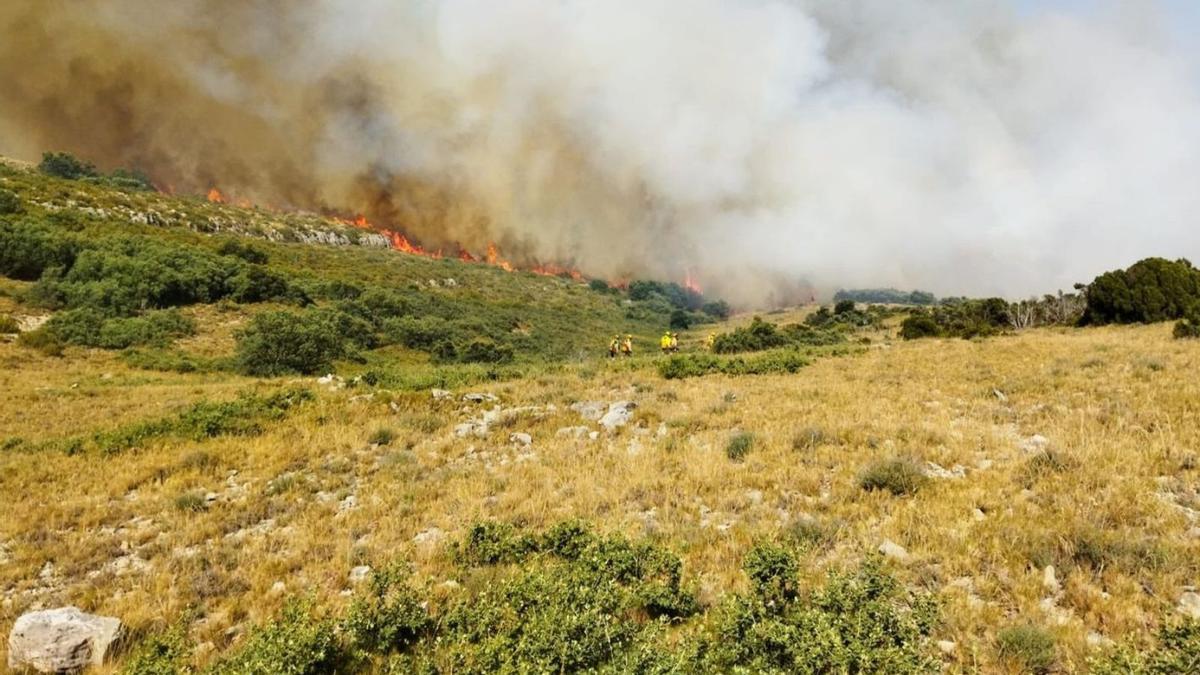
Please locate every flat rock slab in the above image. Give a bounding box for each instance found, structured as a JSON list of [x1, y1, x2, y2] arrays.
[[8, 607, 123, 673]]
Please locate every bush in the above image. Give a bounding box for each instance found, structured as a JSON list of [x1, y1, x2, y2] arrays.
[[725, 431, 755, 461], [0, 188, 22, 215], [834, 299, 856, 315], [1084, 257, 1200, 325], [835, 288, 937, 305], [0, 218, 78, 281], [858, 458, 928, 496], [210, 600, 341, 675], [702, 300, 732, 320], [700, 556, 938, 673], [1090, 619, 1200, 674], [368, 427, 397, 446], [458, 337, 514, 364], [658, 350, 812, 380], [16, 328, 64, 356], [996, 624, 1056, 674], [0, 314, 19, 334], [669, 308, 691, 330], [217, 239, 269, 264], [342, 564, 431, 655], [743, 543, 798, 604], [713, 317, 844, 354], [900, 313, 941, 339], [1174, 306, 1200, 339], [588, 278, 612, 293], [38, 151, 98, 180], [235, 310, 348, 376], [120, 622, 193, 675]]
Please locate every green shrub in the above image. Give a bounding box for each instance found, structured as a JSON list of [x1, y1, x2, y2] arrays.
[[458, 337, 514, 364], [743, 542, 798, 604], [173, 491, 207, 513], [46, 308, 195, 349], [1084, 257, 1200, 325], [1090, 619, 1200, 674], [368, 427, 397, 446], [0, 218, 78, 281], [836, 288, 937, 306], [834, 299, 856, 314], [16, 328, 64, 356], [383, 316, 454, 351], [0, 314, 18, 334], [454, 521, 538, 566], [120, 348, 213, 374], [342, 564, 431, 655], [858, 458, 928, 496], [0, 188, 22, 215], [210, 600, 341, 675], [120, 622, 193, 675], [658, 350, 812, 380], [700, 556, 938, 673], [1174, 306, 1200, 339], [217, 239, 269, 264], [38, 151, 99, 180], [900, 313, 941, 339], [669, 308, 692, 330], [725, 431, 755, 461], [235, 310, 348, 376], [996, 624, 1056, 674]]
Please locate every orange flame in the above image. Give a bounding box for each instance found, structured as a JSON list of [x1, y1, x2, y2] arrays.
[[206, 187, 225, 203], [684, 270, 702, 294], [486, 243, 514, 272]]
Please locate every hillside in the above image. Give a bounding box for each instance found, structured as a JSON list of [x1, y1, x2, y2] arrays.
[[2, 163, 1199, 673]]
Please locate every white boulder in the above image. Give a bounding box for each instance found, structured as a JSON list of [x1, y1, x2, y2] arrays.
[[8, 607, 123, 673]]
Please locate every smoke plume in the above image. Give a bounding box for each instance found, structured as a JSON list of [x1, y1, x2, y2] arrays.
[[2, 0, 1198, 303]]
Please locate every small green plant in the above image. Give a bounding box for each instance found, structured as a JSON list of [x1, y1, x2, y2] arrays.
[[1090, 619, 1200, 674], [210, 600, 341, 675], [342, 564, 431, 656], [174, 491, 207, 513], [0, 188, 22, 215], [368, 427, 397, 446], [792, 426, 832, 451], [997, 624, 1057, 674], [17, 328, 64, 356], [120, 621, 194, 675], [858, 458, 928, 496], [0, 313, 19, 334], [725, 431, 755, 461], [743, 542, 798, 604]]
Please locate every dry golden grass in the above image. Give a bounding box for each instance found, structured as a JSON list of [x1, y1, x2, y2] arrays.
[[1, 320, 1198, 672]]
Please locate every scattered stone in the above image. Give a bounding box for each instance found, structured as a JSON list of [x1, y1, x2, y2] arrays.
[[992, 388, 1008, 402], [1020, 435, 1050, 453], [1039, 596, 1073, 625], [509, 432, 532, 447], [348, 566, 372, 585], [1187, 527, 1200, 540], [656, 423, 668, 438], [626, 438, 643, 455], [879, 540, 911, 563], [7, 607, 124, 673], [338, 495, 358, 513], [1178, 591, 1200, 619], [431, 389, 453, 402], [317, 374, 345, 389], [1086, 632, 1114, 649], [924, 462, 967, 479], [570, 401, 607, 421], [38, 562, 55, 582], [745, 490, 764, 506], [462, 393, 498, 404], [588, 431, 600, 441], [555, 426, 590, 439], [599, 401, 637, 432], [204, 492, 218, 504], [413, 528, 444, 546], [270, 581, 286, 595], [936, 640, 957, 656], [1043, 565, 1061, 595], [976, 459, 994, 471]]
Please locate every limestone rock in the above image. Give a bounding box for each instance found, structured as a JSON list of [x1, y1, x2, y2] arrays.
[[555, 426, 590, 439], [879, 539, 911, 563], [1020, 435, 1050, 453], [431, 389, 453, 402], [936, 640, 957, 655], [1178, 591, 1200, 619], [570, 401, 607, 421], [599, 401, 637, 432], [348, 566, 372, 585], [509, 432, 532, 447], [462, 393, 498, 404], [8, 607, 123, 673], [1042, 565, 1061, 595]]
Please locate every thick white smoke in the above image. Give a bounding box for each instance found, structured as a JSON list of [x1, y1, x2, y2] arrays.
[[3, 0, 1198, 303]]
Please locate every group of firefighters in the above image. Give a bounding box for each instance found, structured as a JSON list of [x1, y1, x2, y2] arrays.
[[608, 331, 716, 358]]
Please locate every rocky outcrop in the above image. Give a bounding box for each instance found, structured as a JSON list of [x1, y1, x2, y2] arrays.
[[8, 607, 123, 673], [599, 401, 637, 432]]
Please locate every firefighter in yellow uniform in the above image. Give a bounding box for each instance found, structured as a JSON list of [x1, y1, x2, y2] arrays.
[[670, 333, 680, 352], [706, 333, 716, 352], [660, 331, 672, 354], [621, 334, 634, 357], [609, 335, 620, 359]]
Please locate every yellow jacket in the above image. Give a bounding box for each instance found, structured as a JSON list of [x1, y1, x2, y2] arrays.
[[660, 335, 672, 349]]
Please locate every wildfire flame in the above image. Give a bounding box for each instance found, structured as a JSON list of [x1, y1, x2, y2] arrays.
[[486, 243, 515, 272], [684, 270, 702, 294], [206, 187, 225, 203]]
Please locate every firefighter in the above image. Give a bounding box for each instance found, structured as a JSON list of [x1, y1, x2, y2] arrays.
[[669, 332, 680, 352], [660, 331, 672, 354], [621, 334, 634, 357], [706, 333, 716, 352], [609, 334, 620, 359]]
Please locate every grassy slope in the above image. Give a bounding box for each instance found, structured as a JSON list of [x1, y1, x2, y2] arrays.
[[1, 166, 1199, 671]]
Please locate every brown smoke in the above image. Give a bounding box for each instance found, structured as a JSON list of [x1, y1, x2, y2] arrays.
[[3, 1, 1198, 304]]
